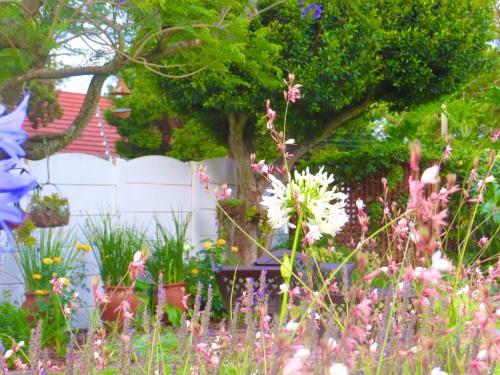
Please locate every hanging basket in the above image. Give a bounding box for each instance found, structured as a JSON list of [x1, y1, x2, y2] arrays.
[[27, 185, 70, 228], [111, 108, 131, 119], [28, 209, 69, 228]]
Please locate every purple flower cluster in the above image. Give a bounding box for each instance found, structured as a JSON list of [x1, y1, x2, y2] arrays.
[[299, 1, 322, 19], [0, 95, 35, 252]]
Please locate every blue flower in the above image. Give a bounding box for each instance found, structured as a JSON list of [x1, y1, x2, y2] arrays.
[[301, 4, 322, 19], [0, 95, 35, 252], [0, 95, 29, 160]]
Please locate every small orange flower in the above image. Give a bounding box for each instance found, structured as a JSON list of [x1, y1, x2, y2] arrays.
[[42, 258, 53, 265], [52, 256, 63, 263], [32, 274, 42, 280], [35, 290, 49, 296], [191, 268, 199, 275]]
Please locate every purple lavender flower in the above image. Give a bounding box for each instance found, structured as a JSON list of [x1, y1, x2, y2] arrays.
[[0, 95, 35, 252], [301, 4, 322, 19]]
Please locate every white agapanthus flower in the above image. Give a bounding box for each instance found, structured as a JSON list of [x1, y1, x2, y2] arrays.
[[261, 167, 348, 240]]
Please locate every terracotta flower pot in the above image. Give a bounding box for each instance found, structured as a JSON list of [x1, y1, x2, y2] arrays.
[[161, 282, 188, 312], [111, 108, 131, 119], [22, 291, 50, 323], [99, 285, 138, 325]]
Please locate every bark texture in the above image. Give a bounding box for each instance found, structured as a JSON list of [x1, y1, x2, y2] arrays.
[[227, 113, 262, 265]]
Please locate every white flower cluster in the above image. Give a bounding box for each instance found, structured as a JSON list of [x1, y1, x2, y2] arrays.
[[261, 167, 349, 240]]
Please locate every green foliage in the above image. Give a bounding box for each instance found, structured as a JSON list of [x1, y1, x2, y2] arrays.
[[185, 243, 231, 320], [83, 214, 147, 286], [167, 120, 228, 161], [153, 0, 494, 157], [146, 215, 191, 285], [29, 193, 69, 216], [0, 302, 30, 348], [14, 219, 37, 248], [15, 228, 82, 292]]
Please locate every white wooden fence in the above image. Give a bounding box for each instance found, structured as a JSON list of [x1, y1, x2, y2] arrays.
[[0, 153, 237, 327]]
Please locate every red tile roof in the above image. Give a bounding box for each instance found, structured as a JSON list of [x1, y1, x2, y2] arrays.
[[23, 91, 120, 157]]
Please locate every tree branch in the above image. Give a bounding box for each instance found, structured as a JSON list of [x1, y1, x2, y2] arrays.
[[23, 74, 108, 160], [287, 96, 373, 167], [0, 64, 117, 92]]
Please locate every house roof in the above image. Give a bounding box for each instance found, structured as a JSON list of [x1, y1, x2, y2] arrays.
[[23, 91, 120, 157]]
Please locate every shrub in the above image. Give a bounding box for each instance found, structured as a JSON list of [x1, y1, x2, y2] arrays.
[[0, 302, 30, 348]]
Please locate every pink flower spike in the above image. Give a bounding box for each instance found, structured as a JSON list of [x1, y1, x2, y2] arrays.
[[266, 100, 276, 129], [196, 165, 211, 192], [284, 73, 303, 103]]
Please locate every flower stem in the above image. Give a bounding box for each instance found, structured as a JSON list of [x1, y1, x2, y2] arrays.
[[279, 213, 303, 327]]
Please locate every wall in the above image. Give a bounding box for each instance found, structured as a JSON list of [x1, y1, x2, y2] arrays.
[[0, 153, 237, 328]]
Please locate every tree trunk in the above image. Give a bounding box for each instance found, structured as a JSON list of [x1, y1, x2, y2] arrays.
[[227, 113, 262, 265]]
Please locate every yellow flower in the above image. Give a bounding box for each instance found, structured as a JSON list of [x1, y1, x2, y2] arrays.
[[32, 274, 42, 280], [52, 256, 63, 263], [230, 246, 238, 252], [35, 290, 49, 296], [203, 241, 213, 249], [216, 238, 226, 247], [60, 277, 70, 287], [42, 258, 53, 265], [191, 268, 199, 275], [75, 243, 92, 252]]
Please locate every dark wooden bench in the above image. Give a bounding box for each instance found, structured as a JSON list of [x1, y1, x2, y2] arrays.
[[211, 250, 356, 315]]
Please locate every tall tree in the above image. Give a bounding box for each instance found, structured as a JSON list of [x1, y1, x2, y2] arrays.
[[147, 0, 495, 264], [0, 0, 284, 159]]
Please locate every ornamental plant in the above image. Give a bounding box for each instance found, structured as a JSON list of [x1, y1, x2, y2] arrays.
[[2, 76, 498, 374], [0, 95, 35, 252], [28, 192, 69, 217], [83, 213, 147, 286], [15, 228, 83, 294], [146, 214, 191, 286]]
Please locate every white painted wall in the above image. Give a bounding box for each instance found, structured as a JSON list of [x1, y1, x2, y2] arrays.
[[0, 153, 237, 328]]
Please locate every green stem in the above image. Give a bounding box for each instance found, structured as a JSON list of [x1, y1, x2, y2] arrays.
[[279, 213, 303, 327]]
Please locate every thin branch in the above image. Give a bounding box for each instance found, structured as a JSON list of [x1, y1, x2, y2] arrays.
[[287, 96, 373, 166], [143, 64, 207, 79]]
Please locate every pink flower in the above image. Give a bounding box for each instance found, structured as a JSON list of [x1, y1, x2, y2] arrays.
[[182, 293, 191, 310], [15, 358, 28, 370], [470, 358, 487, 375], [114, 300, 134, 320], [120, 334, 131, 344], [478, 237, 488, 247], [266, 100, 276, 129], [421, 165, 439, 184], [352, 298, 372, 323], [283, 357, 305, 375], [196, 165, 211, 192], [63, 304, 72, 317], [129, 250, 148, 284], [214, 183, 232, 200], [283, 73, 303, 103], [443, 144, 452, 160], [49, 277, 64, 295], [431, 251, 452, 273]]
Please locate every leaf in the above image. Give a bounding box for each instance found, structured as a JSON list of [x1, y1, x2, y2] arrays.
[[280, 253, 292, 279], [165, 304, 182, 327]]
